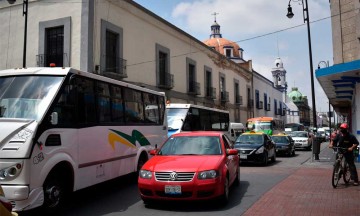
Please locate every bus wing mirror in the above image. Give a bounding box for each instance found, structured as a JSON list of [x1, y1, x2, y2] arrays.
[[50, 112, 58, 125]]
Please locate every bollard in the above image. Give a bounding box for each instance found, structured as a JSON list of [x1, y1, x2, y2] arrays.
[[313, 137, 321, 160]]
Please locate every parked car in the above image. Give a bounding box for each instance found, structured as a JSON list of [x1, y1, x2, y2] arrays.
[[0, 185, 17, 216], [290, 131, 313, 150], [234, 131, 276, 166], [138, 131, 240, 205], [271, 133, 295, 157]]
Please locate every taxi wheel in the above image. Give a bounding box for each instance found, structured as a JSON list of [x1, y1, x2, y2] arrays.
[[219, 177, 229, 205], [262, 152, 268, 166], [233, 167, 240, 187], [271, 152, 276, 163]]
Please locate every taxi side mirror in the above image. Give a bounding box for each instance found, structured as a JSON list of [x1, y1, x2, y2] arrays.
[[149, 149, 157, 155], [226, 149, 238, 155]]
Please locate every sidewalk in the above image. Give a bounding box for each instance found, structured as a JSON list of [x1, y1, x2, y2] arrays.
[[242, 144, 360, 216]]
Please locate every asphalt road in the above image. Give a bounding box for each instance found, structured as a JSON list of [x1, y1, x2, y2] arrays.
[[19, 147, 318, 216]]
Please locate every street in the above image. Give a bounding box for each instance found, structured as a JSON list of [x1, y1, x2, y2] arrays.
[[19, 146, 321, 216]]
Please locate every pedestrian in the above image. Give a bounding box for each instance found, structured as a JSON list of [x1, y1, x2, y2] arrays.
[[329, 123, 359, 186], [330, 128, 339, 142]]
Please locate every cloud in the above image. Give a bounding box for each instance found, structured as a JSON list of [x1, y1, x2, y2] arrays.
[[172, 0, 330, 40]]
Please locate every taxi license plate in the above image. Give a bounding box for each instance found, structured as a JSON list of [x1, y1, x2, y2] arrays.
[[240, 154, 247, 159], [165, 185, 181, 194]]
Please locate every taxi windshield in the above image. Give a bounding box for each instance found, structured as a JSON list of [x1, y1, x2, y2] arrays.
[[271, 136, 288, 143], [235, 134, 263, 144]]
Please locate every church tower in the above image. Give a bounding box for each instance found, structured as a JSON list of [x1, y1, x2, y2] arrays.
[[271, 57, 287, 92]]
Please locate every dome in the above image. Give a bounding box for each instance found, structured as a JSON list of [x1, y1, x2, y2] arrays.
[[212, 21, 220, 27], [203, 38, 241, 57], [288, 87, 303, 103], [274, 57, 284, 68]]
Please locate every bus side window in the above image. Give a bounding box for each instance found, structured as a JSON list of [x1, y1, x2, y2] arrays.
[[51, 82, 76, 125], [77, 78, 96, 124]]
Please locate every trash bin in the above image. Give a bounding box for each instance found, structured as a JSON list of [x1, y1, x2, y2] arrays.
[[313, 137, 321, 160]]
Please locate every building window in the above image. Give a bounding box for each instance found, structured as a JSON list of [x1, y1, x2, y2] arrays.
[[105, 30, 118, 73], [234, 80, 241, 104], [38, 17, 71, 67], [204, 66, 215, 99], [219, 73, 228, 102], [100, 20, 125, 77], [274, 99, 278, 115], [187, 58, 198, 94], [45, 26, 64, 67], [226, 49, 231, 57], [264, 93, 268, 110], [255, 90, 259, 108], [156, 44, 173, 89]]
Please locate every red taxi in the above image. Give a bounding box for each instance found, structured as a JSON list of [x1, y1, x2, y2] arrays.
[[138, 131, 239, 205]]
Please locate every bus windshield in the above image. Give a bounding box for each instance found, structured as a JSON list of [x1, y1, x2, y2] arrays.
[[166, 108, 188, 130], [0, 76, 63, 121], [247, 121, 271, 130]]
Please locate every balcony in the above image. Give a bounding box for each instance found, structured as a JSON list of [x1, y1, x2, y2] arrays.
[[266, 103, 271, 111], [275, 108, 285, 116], [158, 72, 174, 89], [205, 87, 216, 99], [188, 81, 201, 95], [247, 99, 254, 108], [220, 91, 229, 102], [36, 53, 69, 67], [103, 57, 127, 79], [235, 95, 243, 105], [257, 101, 263, 109]]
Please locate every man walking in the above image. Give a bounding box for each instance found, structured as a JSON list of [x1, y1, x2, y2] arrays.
[[329, 123, 359, 186]]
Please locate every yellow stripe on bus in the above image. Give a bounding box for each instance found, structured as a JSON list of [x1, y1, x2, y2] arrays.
[[108, 132, 137, 150]]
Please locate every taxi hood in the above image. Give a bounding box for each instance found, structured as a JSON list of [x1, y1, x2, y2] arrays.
[[142, 155, 223, 172]]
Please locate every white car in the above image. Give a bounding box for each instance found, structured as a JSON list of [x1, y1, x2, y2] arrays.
[[290, 131, 312, 150]]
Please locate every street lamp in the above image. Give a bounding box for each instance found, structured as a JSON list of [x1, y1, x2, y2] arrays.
[[287, 0, 317, 160], [317, 60, 329, 69], [7, 0, 28, 68], [318, 61, 332, 139]]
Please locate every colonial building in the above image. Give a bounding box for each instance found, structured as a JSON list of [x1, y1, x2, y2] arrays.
[[203, 18, 286, 123], [0, 0, 254, 123], [0, 0, 291, 125]]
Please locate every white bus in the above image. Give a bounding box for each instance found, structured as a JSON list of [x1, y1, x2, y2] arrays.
[[166, 103, 230, 137], [0, 67, 167, 211]]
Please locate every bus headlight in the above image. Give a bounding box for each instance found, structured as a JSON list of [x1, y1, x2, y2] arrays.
[[255, 146, 264, 154], [0, 163, 23, 181], [139, 170, 152, 179]]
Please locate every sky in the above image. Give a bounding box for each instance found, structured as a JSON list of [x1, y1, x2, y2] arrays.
[[134, 0, 334, 113]]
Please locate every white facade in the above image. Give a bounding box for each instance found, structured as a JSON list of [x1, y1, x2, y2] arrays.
[[252, 71, 285, 123], [0, 0, 254, 124]]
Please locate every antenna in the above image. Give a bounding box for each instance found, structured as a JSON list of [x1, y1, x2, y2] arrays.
[[277, 35, 280, 57]]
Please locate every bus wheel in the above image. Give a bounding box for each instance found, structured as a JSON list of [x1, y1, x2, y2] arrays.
[[43, 174, 67, 209]]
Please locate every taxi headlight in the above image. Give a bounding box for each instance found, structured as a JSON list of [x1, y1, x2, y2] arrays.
[[198, 170, 218, 179], [139, 170, 152, 179], [255, 146, 265, 154]]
